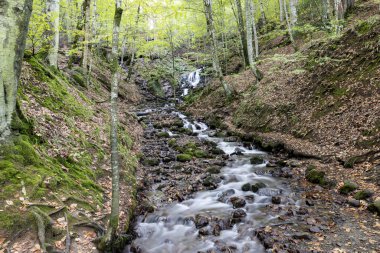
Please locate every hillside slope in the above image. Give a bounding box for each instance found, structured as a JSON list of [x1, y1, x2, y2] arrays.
[[0, 55, 142, 252]]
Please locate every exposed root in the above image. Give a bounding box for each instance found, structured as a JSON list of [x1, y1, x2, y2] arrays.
[[31, 210, 47, 253], [73, 221, 106, 236], [48, 206, 67, 216], [65, 213, 71, 253], [27, 202, 57, 208], [62, 196, 97, 211]]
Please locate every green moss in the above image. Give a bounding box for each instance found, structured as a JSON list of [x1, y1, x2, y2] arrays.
[[142, 158, 160, 166], [168, 138, 177, 147], [305, 167, 326, 185], [157, 131, 170, 138], [207, 166, 221, 174], [176, 154, 192, 162], [354, 189, 373, 200], [250, 156, 265, 165], [367, 200, 380, 215], [194, 149, 207, 158], [339, 181, 358, 195]]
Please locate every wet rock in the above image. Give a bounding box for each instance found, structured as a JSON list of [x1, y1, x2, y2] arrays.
[[198, 227, 210, 236], [241, 183, 251, 191], [212, 224, 221, 236], [224, 136, 239, 142], [250, 155, 265, 165], [354, 189, 373, 200], [339, 181, 358, 195], [272, 196, 281, 204], [217, 189, 235, 202], [347, 198, 360, 207], [230, 196, 246, 208], [280, 167, 293, 178], [195, 214, 209, 228], [305, 199, 314, 206], [211, 147, 224, 155], [292, 233, 312, 240], [309, 226, 321, 233], [251, 182, 267, 192], [232, 147, 244, 156], [245, 195, 255, 203], [296, 207, 309, 215], [231, 209, 247, 221]]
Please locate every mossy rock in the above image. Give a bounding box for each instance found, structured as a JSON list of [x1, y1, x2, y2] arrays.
[[339, 181, 358, 195], [194, 149, 207, 158], [168, 138, 177, 147], [179, 127, 193, 135], [173, 120, 184, 128], [250, 156, 265, 165], [211, 147, 224, 155], [157, 132, 170, 138], [142, 158, 160, 166], [354, 189, 374, 200], [305, 168, 325, 185], [251, 182, 266, 192], [177, 154, 192, 162], [241, 183, 251, 191], [367, 200, 380, 215], [207, 166, 221, 174]]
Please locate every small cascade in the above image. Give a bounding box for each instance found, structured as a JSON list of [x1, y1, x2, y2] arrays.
[[181, 68, 203, 97]]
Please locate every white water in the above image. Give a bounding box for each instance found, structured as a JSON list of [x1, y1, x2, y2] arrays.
[[181, 69, 202, 97], [126, 112, 290, 253]]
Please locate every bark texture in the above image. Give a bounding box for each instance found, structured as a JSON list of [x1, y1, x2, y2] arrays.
[[234, 0, 249, 66], [46, 0, 60, 67], [0, 0, 33, 138], [203, 0, 233, 97]]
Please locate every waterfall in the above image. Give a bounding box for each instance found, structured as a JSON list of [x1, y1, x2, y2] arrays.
[[181, 68, 203, 97]]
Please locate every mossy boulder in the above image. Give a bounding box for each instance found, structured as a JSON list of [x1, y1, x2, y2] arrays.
[[194, 149, 207, 158], [241, 183, 251, 191], [339, 181, 358, 195], [142, 158, 160, 166], [305, 166, 326, 185], [354, 189, 374, 200], [251, 182, 266, 192], [157, 131, 170, 138], [367, 200, 380, 215], [211, 147, 224, 155], [207, 166, 221, 174], [177, 154, 192, 162], [250, 155, 265, 165]]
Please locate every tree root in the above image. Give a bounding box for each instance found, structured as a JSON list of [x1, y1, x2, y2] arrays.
[[73, 221, 105, 236], [31, 210, 47, 253], [27, 202, 57, 208], [48, 206, 67, 217], [65, 213, 71, 253], [62, 196, 97, 211]]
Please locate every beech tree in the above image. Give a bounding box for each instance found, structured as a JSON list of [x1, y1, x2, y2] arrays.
[[46, 0, 60, 67], [0, 0, 33, 137], [203, 0, 234, 97]]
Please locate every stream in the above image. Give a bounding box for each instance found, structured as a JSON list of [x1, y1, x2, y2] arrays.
[[125, 103, 296, 253]]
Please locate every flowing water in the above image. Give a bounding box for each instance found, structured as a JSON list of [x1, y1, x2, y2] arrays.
[[181, 69, 202, 97], [125, 110, 293, 253]]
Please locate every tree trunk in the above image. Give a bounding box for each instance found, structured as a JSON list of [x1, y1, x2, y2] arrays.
[[203, 0, 234, 97], [289, 0, 298, 26], [46, 0, 60, 67], [0, 0, 33, 138], [100, 0, 123, 248], [322, 0, 331, 23], [127, 4, 141, 81], [82, 0, 91, 82], [234, 0, 249, 66], [245, 0, 263, 81], [279, 0, 284, 23], [283, 0, 296, 50], [258, 0, 267, 27]]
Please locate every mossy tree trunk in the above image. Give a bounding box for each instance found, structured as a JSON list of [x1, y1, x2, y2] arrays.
[[203, 0, 234, 98], [283, 0, 297, 50], [101, 0, 123, 248], [289, 0, 298, 26], [234, 0, 249, 67], [279, 0, 284, 23], [82, 0, 91, 84], [0, 0, 33, 138], [46, 0, 60, 67]]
